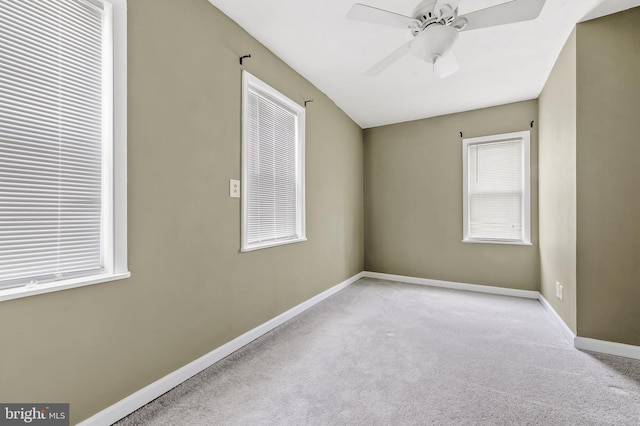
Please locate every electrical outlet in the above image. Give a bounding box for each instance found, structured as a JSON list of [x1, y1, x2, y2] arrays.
[[229, 179, 240, 198], [555, 281, 563, 301]]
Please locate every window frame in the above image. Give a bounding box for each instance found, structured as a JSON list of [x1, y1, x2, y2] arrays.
[[0, 0, 129, 302], [241, 71, 306, 252], [462, 130, 531, 245]]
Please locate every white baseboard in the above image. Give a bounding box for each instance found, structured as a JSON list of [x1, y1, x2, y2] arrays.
[[78, 269, 640, 425], [537, 294, 640, 361], [537, 295, 576, 342], [78, 272, 364, 426], [364, 271, 640, 360], [575, 337, 640, 361], [363, 271, 540, 299]]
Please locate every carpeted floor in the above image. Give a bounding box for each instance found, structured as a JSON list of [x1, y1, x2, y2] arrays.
[[116, 278, 640, 425]]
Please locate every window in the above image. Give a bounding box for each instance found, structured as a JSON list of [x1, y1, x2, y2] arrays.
[[462, 131, 530, 245], [241, 71, 306, 251], [0, 0, 128, 301]]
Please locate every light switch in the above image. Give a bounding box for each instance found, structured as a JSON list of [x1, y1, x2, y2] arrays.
[[230, 179, 240, 198]]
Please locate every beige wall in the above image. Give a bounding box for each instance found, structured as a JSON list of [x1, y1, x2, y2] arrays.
[[538, 30, 577, 333], [364, 101, 539, 290], [0, 0, 363, 423], [575, 7, 640, 345]]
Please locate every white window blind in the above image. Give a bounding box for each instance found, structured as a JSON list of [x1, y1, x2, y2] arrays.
[[242, 71, 305, 251], [463, 131, 530, 244], [0, 0, 106, 289]]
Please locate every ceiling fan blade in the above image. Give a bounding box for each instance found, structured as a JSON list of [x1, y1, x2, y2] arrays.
[[434, 52, 460, 79], [365, 41, 412, 76], [347, 3, 420, 29], [454, 0, 546, 32]]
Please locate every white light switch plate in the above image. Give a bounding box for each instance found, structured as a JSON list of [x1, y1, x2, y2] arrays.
[[230, 179, 240, 198], [556, 281, 563, 301]]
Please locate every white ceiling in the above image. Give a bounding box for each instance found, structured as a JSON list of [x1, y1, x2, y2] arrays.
[[208, 0, 640, 128]]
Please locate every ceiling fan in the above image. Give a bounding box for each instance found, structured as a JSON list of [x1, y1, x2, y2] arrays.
[[347, 0, 547, 78]]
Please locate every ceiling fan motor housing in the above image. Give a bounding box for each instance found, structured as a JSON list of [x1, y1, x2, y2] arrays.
[[410, 0, 459, 35]]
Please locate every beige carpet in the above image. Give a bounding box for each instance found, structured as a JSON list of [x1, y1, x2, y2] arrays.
[[116, 278, 640, 425]]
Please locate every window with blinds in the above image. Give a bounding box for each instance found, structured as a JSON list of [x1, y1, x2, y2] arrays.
[[0, 0, 128, 294], [462, 131, 530, 244], [241, 71, 306, 251]]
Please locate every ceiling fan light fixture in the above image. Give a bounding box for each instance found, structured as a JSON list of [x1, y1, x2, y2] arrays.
[[409, 25, 458, 63]]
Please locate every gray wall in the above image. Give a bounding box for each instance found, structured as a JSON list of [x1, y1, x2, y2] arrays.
[[364, 101, 539, 290], [538, 30, 577, 333], [576, 7, 640, 345], [0, 0, 364, 423]]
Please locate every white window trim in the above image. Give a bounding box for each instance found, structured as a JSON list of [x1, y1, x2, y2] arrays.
[[0, 0, 129, 302], [241, 71, 306, 252], [462, 130, 531, 246]]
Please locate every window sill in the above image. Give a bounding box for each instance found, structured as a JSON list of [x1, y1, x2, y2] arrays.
[[241, 237, 307, 252], [462, 239, 532, 246], [0, 271, 131, 303]]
